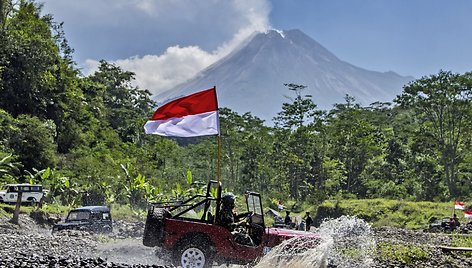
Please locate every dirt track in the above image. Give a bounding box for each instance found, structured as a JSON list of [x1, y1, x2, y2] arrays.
[[1, 214, 471, 267]]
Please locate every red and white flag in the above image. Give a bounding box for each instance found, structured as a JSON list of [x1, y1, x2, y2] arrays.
[[144, 87, 219, 137], [465, 210, 472, 219], [454, 202, 465, 210]]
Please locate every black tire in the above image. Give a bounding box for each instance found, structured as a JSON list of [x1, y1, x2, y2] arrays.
[[173, 236, 214, 268], [27, 197, 37, 206], [143, 207, 169, 247], [102, 225, 112, 234]]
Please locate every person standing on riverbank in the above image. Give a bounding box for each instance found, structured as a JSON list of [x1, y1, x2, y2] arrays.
[[304, 211, 313, 231], [284, 211, 292, 226]]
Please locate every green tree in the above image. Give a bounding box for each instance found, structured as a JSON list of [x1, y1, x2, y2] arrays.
[[396, 71, 472, 197], [7, 115, 57, 172], [0, 1, 68, 118], [273, 83, 321, 129], [219, 108, 245, 189], [237, 113, 272, 194], [358, 104, 414, 199], [219, 108, 274, 194], [327, 95, 380, 196], [273, 83, 325, 200], [1, 108, 56, 174], [0, 0, 84, 155], [87, 61, 155, 143]]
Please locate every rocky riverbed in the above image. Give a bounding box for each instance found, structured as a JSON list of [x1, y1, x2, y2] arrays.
[[0, 214, 471, 267], [371, 227, 472, 268], [0, 215, 166, 268]]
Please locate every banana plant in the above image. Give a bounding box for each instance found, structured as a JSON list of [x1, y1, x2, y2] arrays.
[[39, 168, 80, 206], [171, 182, 184, 200], [184, 169, 205, 197], [144, 183, 162, 203], [23, 167, 49, 184], [0, 153, 21, 183], [124, 172, 153, 209]]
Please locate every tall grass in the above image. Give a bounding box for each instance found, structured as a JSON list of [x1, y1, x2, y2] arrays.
[[317, 199, 458, 229]]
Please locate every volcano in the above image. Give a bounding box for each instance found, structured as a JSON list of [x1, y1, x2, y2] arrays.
[[155, 29, 413, 123]]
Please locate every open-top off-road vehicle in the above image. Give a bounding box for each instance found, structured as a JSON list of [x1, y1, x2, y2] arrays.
[[143, 181, 319, 267]]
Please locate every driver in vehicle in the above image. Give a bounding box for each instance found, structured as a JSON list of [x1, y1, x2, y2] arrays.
[[217, 192, 254, 246]]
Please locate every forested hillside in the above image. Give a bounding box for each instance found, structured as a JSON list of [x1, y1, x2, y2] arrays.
[[0, 1, 471, 209]]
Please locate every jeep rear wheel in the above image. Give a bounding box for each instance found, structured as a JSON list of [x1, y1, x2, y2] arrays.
[[143, 208, 168, 247], [174, 238, 213, 268]]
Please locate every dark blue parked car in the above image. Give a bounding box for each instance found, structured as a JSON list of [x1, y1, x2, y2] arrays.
[[52, 206, 112, 234]]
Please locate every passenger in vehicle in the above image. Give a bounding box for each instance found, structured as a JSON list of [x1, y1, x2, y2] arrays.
[[217, 192, 254, 246]]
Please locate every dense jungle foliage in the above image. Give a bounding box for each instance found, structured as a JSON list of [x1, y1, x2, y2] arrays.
[[0, 1, 471, 209]]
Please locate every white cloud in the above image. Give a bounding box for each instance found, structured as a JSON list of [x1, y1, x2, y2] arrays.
[[86, 46, 218, 93], [83, 0, 272, 95]]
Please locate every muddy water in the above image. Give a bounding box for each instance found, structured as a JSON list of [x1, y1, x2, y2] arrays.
[[255, 216, 375, 268]]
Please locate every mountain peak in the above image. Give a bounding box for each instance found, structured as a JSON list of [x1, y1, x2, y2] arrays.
[[265, 29, 286, 38]]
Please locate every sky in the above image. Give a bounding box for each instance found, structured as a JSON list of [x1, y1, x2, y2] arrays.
[[40, 0, 472, 96]]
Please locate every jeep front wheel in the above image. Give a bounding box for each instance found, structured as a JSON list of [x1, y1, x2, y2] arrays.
[[174, 239, 213, 268]]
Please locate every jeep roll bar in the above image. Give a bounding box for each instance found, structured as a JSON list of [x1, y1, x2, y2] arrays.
[[148, 180, 222, 223]]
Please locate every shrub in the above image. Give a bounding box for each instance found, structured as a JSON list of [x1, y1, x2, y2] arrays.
[[376, 242, 428, 264]]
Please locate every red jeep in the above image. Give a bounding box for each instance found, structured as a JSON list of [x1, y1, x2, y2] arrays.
[[143, 181, 319, 267]]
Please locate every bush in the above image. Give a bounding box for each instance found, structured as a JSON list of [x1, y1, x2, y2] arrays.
[[377, 242, 428, 264], [109, 204, 145, 222]]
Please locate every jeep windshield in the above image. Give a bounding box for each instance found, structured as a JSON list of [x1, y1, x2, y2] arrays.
[[66, 210, 91, 221], [246, 192, 264, 226]]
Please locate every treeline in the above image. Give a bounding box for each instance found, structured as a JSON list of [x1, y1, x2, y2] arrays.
[[0, 1, 471, 208]]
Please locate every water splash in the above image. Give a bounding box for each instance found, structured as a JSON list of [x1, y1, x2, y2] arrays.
[[255, 216, 375, 268]]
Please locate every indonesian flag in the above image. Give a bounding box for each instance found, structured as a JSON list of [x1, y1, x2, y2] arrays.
[[454, 202, 465, 210], [144, 87, 219, 137], [465, 210, 472, 219]]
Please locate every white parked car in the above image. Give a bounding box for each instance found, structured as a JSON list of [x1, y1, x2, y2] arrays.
[[0, 184, 45, 205]]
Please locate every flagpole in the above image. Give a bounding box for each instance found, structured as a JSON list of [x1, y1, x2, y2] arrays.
[[217, 134, 221, 185], [214, 86, 222, 220], [214, 86, 221, 188]]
